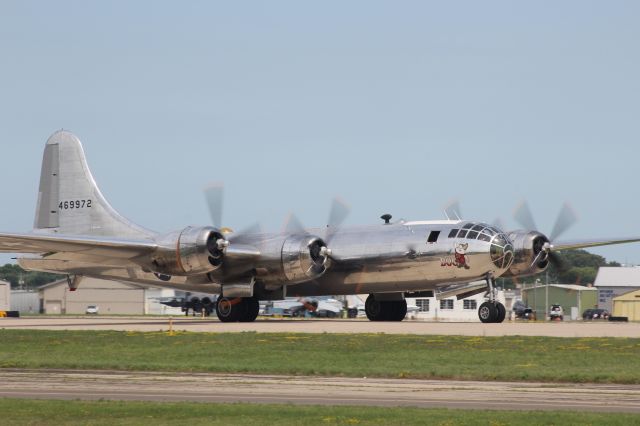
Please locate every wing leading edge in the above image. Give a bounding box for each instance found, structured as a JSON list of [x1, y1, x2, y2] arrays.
[[553, 237, 640, 251]]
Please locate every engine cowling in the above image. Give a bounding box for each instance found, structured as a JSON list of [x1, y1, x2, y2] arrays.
[[501, 231, 550, 277], [281, 235, 330, 283], [149, 226, 227, 276]]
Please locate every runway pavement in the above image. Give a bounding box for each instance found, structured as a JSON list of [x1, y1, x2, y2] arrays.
[[1, 369, 638, 412], [1, 316, 639, 337]]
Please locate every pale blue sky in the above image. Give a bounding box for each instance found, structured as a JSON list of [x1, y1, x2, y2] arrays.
[[1, 1, 640, 265]]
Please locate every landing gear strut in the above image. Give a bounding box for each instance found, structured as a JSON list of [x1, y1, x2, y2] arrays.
[[478, 274, 506, 323], [365, 295, 407, 321], [216, 296, 259, 322]]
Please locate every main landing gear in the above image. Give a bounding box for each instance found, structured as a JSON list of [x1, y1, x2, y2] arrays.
[[478, 273, 506, 323], [365, 294, 407, 321], [216, 296, 259, 322]]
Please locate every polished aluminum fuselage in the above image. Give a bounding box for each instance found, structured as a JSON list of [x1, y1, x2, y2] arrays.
[[19, 220, 508, 298]]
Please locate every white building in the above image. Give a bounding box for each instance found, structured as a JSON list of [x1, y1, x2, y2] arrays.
[[406, 290, 507, 321], [0, 280, 9, 311], [594, 267, 640, 312]]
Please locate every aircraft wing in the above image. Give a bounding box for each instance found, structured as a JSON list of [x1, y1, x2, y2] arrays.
[[553, 237, 640, 251], [0, 232, 157, 259]]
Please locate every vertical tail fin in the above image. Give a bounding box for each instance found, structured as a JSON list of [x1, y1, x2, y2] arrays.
[[34, 130, 153, 238]]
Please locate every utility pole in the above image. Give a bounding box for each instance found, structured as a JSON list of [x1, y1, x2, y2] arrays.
[[545, 270, 549, 321]]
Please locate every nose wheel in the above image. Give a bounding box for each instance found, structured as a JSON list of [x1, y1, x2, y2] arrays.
[[478, 273, 506, 323], [478, 301, 506, 323]]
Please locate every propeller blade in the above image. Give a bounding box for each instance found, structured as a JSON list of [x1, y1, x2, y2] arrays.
[[204, 183, 224, 229], [444, 199, 463, 220], [283, 213, 306, 234], [513, 200, 537, 231], [549, 202, 578, 242], [228, 222, 263, 244], [325, 197, 350, 243]]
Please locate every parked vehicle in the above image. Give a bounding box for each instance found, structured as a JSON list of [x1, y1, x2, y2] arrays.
[[549, 304, 564, 321], [85, 305, 99, 315], [582, 308, 610, 320], [513, 300, 535, 320]]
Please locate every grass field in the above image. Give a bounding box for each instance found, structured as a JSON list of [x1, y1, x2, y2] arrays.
[[0, 330, 639, 383], [1, 399, 639, 426]]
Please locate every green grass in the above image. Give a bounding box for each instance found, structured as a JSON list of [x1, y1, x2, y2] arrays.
[[0, 330, 639, 383], [1, 399, 639, 426]]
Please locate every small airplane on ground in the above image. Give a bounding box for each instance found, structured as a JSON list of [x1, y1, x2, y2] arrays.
[[1, 131, 639, 323]]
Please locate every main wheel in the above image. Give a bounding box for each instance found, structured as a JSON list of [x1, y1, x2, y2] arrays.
[[216, 297, 243, 322], [478, 302, 498, 323], [365, 294, 384, 321], [242, 297, 260, 322], [390, 300, 407, 321], [495, 302, 506, 323]]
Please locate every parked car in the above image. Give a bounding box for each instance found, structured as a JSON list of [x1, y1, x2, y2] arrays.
[[549, 304, 564, 321], [513, 300, 536, 320], [582, 308, 610, 320], [85, 305, 99, 315]]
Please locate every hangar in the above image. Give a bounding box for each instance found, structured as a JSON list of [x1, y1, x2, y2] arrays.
[[38, 277, 184, 315], [612, 289, 640, 321], [39, 277, 146, 315], [522, 284, 597, 320], [594, 267, 640, 312]]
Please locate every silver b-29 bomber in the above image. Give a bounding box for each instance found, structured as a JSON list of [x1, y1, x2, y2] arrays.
[[1, 131, 638, 323]]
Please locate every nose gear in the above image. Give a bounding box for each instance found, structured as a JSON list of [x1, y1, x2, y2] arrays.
[[478, 273, 506, 323]]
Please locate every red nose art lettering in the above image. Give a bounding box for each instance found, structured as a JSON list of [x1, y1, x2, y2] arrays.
[[441, 243, 470, 269]]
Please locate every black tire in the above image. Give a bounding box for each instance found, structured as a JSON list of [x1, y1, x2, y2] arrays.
[[365, 294, 384, 321], [392, 300, 407, 321], [216, 297, 241, 322], [478, 302, 498, 323], [495, 302, 506, 323], [242, 297, 260, 322]]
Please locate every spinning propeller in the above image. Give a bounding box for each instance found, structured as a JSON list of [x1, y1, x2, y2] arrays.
[[513, 201, 578, 271]]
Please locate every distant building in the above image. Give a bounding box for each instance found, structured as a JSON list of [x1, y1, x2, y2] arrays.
[[521, 284, 597, 320], [594, 267, 640, 312], [0, 280, 9, 311], [39, 277, 146, 315], [612, 289, 640, 321], [11, 290, 39, 314], [405, 289, 508, 322]]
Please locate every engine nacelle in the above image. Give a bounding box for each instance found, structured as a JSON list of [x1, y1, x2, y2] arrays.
[[501, 231, 550, 277], [149, 226, 227, 276], [281, 235, 329, 284]]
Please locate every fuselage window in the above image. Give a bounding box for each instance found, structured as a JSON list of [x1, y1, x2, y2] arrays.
[[467, 230, 479, 239], [448, 229, 459, 238], [427, 231, 440, 243]]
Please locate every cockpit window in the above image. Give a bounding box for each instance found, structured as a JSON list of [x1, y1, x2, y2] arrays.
[[467, 230, 479, 239], [462, 223, 474, 230], [477, 233, 491, 242], [490, 233, 514, 269], [471, 224, 484, 232], [457, 230, 468, 238], [448, 229, 459, 238]]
